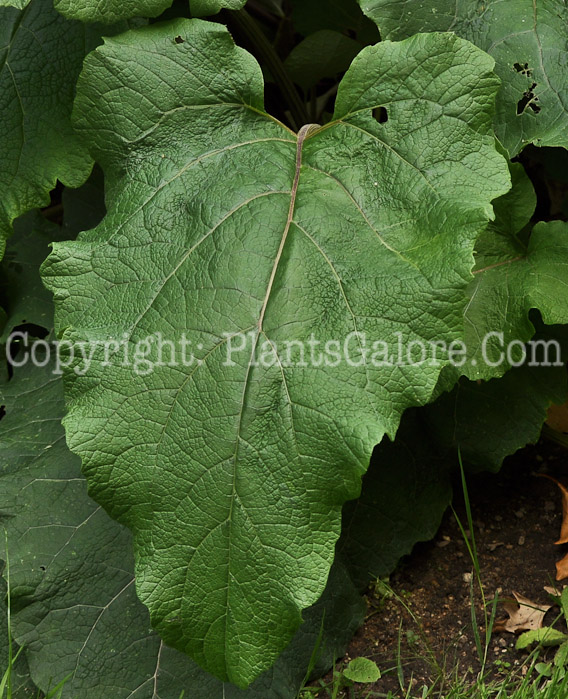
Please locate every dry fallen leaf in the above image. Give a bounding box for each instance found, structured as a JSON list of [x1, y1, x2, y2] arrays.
[[557, 552, 568, 581], [494, 591, 551, 634], [544, 585, 563, 598], [538, 474, 568, 544]]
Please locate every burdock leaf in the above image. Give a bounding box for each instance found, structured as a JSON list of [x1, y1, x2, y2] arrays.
[[425, 361, 568, 472], [339, 409, 453, 588], [42, 19, 509, 686]]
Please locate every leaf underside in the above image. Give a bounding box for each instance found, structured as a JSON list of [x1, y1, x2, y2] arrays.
[[426, 359, 568, 472], [339, 410, 453, 588], [42, 19, 509, 686]]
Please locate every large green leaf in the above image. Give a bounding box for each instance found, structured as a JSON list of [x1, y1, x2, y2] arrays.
[[0, 0, 29, 8], [42, 19, 509, 686], [53, 0, 169, 22], [0, 0, 137, 258], [358, 0, 568, 156]]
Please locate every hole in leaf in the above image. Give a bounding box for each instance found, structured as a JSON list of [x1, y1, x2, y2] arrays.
[[5, 324, 50, 379], [174, 36, 184, 44], [12, 322, 49, 340], [0, 405, 5, 421], [373, 106, 388, 124], [517, 83, 541, 114], [513, 62, 532, 76], [39, 565, 46, 571]]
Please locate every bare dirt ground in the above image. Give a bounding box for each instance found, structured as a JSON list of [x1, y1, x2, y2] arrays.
[[338, 440, 568, 695]]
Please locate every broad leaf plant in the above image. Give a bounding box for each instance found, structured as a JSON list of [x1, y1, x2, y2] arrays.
[[0, 0, 567, 695]]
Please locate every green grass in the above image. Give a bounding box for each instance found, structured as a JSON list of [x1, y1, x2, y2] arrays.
[[298, 664, 568, 698]]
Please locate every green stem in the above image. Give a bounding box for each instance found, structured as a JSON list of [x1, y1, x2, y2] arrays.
[[231, 8, 308, 131]]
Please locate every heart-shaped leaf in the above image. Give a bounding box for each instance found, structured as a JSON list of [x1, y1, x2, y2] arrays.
[[426, 358, 568, 472], [42, 19, 509, 686], [339, 409, 453, 587]]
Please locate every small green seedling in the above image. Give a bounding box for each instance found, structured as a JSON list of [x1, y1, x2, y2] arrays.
[[301, 657, 380, 698], [342, 657, 381, 685]]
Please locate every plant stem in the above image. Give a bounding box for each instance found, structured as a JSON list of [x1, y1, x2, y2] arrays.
[[231, 8, 308, 130]]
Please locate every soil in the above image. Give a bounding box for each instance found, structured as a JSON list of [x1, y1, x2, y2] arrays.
[[330, 440, 568, 696]]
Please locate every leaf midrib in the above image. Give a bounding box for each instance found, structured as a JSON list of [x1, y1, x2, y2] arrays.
[[220, 123, 316, 680]]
